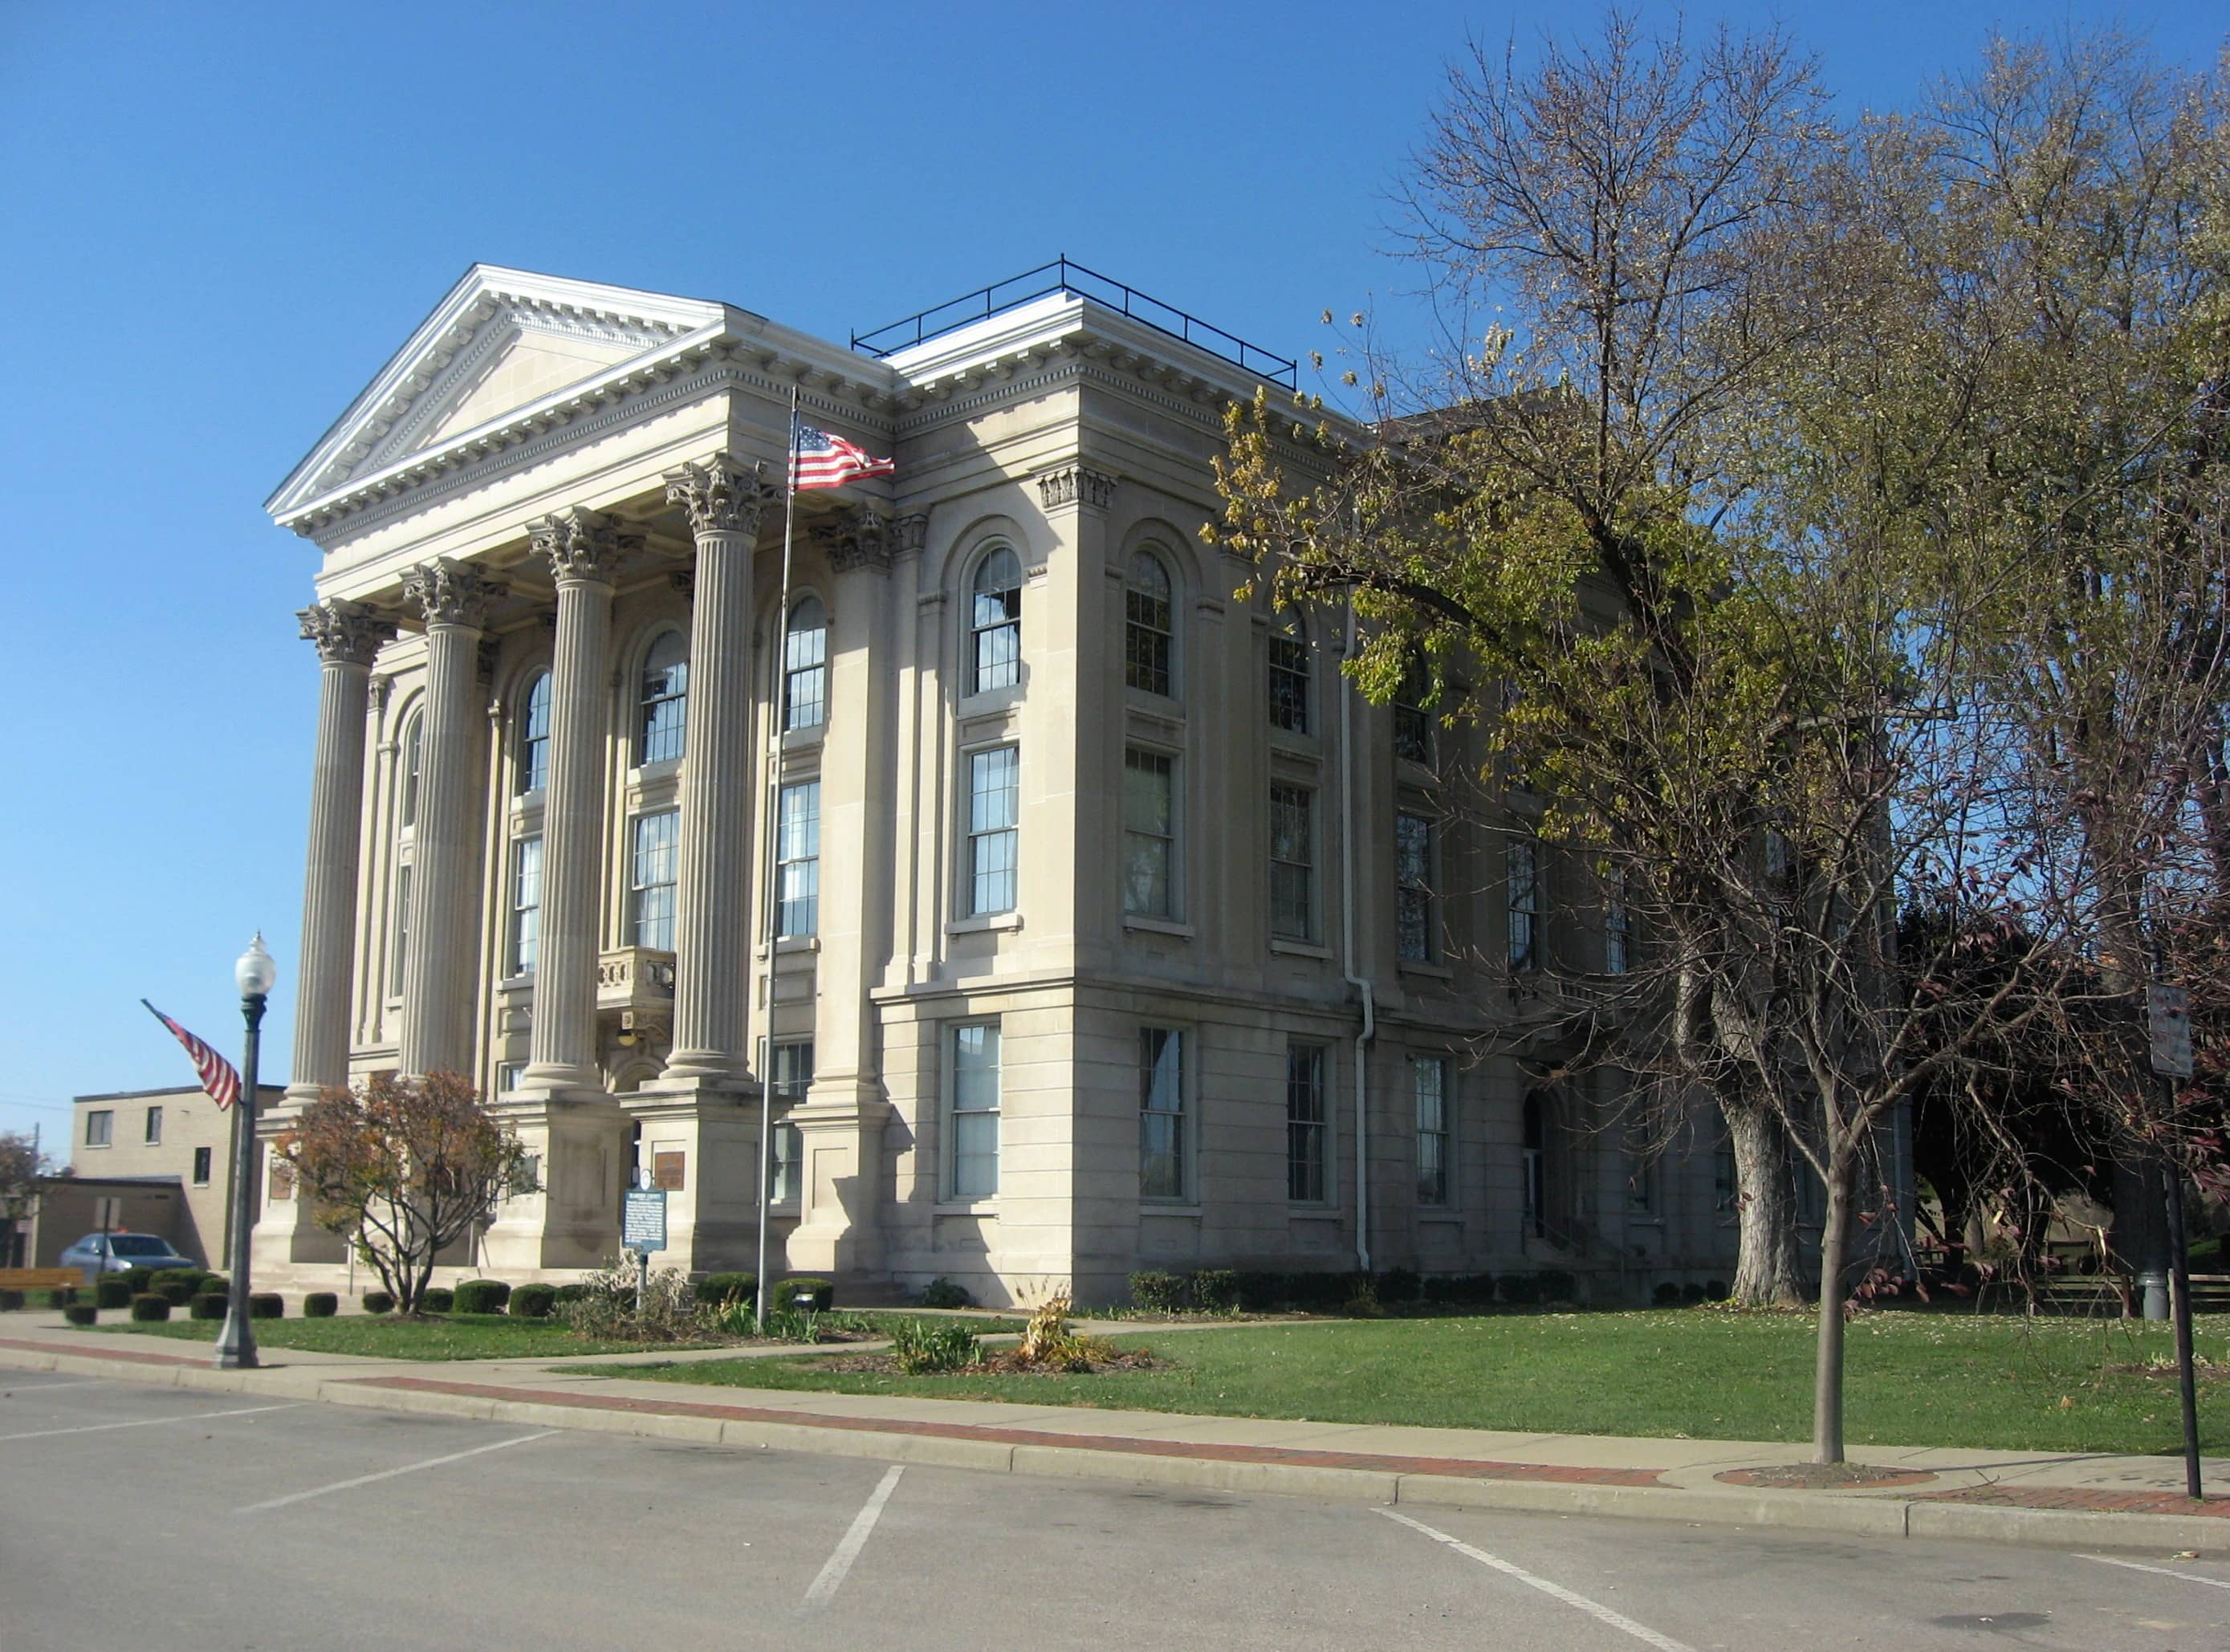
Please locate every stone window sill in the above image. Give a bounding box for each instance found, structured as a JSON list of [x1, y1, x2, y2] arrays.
[[1398, 959, 1455, 980], [1270, 938, 1332, 959], [948, 911, 1023, 936], [934, 1200, 999, 1218], [1123, 916, 1194, 939]]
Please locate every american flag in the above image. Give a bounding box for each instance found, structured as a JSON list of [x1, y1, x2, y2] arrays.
[[141, 999, 242, 1110], [791, 418, 895, 491]]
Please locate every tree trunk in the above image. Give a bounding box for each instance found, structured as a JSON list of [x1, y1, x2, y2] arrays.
[[1813, 1149, 1857, 1464], [1725, 1101, 1806, 1306]]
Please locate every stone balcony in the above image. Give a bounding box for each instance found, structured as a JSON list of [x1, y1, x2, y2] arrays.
[[597, 946, 677, 1011]]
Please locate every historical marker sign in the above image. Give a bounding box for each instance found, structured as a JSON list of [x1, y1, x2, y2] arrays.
[[622, 1187, 668, 1252], [2149, 985, 2194, 1080]]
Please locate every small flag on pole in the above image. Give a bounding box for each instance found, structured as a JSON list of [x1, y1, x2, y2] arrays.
[[791, 417, 895, 490], [141, 999, 242, 1111]]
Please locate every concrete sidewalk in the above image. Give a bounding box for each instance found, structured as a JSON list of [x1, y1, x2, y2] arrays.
[[5, 1313, 2226, 1552]]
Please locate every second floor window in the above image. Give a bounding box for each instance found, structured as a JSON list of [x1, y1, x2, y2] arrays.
[[971, 547, 1022, 693], [1605, 869, 1630, 975], [967, 746, 1019, 915], [390, 862, 412, 995], [1123, 747, 1175, 919], [1396, 811, 1434, 962], [776, 780, 821, 938], [518, 672, 551, 794], [85, 1109, 112, 1147], [1268, 614, 1310, 733], [510, 836, 542, 976], [1508, 839, 1540, 971], [1269, 783, 1314, 940], [1394, 654, 1433, 765], [1125, 551, 1173, 696], [632, 809, 680, 950], [640, 632, 689, 764], [784, 597, 827, 731], [400, 714, 423, 828], [144, 1105, 163, 1145]]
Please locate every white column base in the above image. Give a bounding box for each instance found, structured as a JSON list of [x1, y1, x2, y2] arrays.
[[785, 1084, 890, 1276], [482, 1090, 629, 1273], [622, 1080, 763, 1275]]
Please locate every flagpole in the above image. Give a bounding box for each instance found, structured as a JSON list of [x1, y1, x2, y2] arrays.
[[756, 386, 800, 1333]]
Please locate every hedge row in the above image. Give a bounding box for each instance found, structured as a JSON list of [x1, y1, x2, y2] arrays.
[[1128, 1267, 1611, 1312]]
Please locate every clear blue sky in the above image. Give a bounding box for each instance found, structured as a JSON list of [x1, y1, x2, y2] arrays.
[[0, 1, 2220, 1149]]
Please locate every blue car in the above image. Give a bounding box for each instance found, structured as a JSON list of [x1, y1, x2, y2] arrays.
[[59, 1232, 194, 1280]]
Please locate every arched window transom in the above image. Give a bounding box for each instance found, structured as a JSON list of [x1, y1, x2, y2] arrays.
[[1125, 550, 1173, 697], [518, 672, 551, 794], [970, 547, 1022, 693]]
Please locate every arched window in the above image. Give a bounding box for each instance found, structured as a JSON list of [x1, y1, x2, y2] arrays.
[[400, 714, 423, 828], [517, 672, 551, 794], [970, 547, 1022, 693], [639, 632, 688, 764], [783, 596, 828, 732], [1125, 550, 1174, 696], [1268, 611, 1309, 733]]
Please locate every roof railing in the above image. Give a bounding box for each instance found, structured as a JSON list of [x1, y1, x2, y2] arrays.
[[850, 256, 1297, 389]]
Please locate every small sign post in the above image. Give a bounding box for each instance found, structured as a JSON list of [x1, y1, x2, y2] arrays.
[[622, 1186, 667, 1316], [2149, 984, 2202, 1501]]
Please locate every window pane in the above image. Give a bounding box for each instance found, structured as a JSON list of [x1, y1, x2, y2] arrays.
[[519, 673, 551, 794], [971, 548, 1022, 693], [511, 835, 543, 976], [1123, 748, 1174, 918], [1140, 1027, 1184, 1199], [1268, 626, 1310, 733], [777, 781, 820, 938], [784, 599, 827, 732], [770, 1040, 813, 1202], [968, 747, 1019, 914], [401, 717, 422, 828], [391, 862, 413, 995], [1416, 1057, 1448, 1206], [951, 1023, 1000, 1198], [1270, 784, 1313, 938], [1286, 1044, 1326, 1202], [1508, 840, 1539, 970], [1394, 654, 1433, 763], [1125, 551, 1173, 696], [633, 810, 679, 950], [1397, 812, 1433, 962], [640, 633, 689, 763]]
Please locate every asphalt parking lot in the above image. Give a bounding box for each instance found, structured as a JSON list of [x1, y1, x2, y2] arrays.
[[4, 1369, 2228, 1650]]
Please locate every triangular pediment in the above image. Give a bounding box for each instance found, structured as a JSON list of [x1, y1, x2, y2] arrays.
[[267, 265, 732, 520]]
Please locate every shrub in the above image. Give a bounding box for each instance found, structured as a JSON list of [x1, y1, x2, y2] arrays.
[[0, 1288, 23, 1312], [551, 1283, 590, 1305], [1500, 1272, 1542, 1306], [421, 1287, 455, 1313], [510, 1284, 557, 1319], [1129, 1270, 1189, 1313], [94, 1277, 132, 1310], [694, 1272, 757, 1308], [1536, 1270, 1578, 1304], [129, 1292, 172, 1322], [888, 1316, 982, 1373], [1188, 1268, 1239, 1312], [303, 1292, 339, 1318], [124, 1265, 158, 1294], [1681, 1282, 1707, 1304], [1705, 1280, 1729, 1301], [1292, 1272, 1358, 1312], [1231, 1270, 1285, 1311], [153, 1268, 206, 1293], [190, 1292, 227, 1320], [248, 1293, 283, 1320], [157, 1282, 195, 1306], [556, 1258, 698, 1341], [42, 1287, 75, 1309], [772, 1277, 835, 1314], [63, 1303, 97, 1326], [1653, 1282, 1682, 1306], [453, 1280, 511, 1315], [200, 1277, 229, 1297], [918, 1276, 973, 1309], [1376, 1267, 1422, 1305], [361, 1290, 396, 1314]]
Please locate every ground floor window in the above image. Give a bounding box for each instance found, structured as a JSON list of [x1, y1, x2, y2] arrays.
[[1139, 1027, 1186, 1199], [1287, 1042, 1328, 1203], [1414, 1056, 1450, 1206], [950, 1023, 1001, 1198], [769, 1039, 812, 1202]]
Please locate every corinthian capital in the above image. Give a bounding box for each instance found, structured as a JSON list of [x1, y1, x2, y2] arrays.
[[529, 507, 633, 588], [297, 598, 397, 667], [665, 455, 774, 539], [402, 557, 507, 629], [811, 504, 893, 576]]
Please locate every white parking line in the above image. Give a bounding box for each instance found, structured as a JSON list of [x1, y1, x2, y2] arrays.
[[0, 1403, 298, 1442], [2081, 1553, 2230, 1591], [802, 1464, 905, 1611], [238, 1430, 558, 1512], [1380, 1508, 1699, 1652]]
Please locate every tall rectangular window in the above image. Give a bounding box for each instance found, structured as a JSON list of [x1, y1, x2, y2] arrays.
[[510, 836, 543, 977], [1123, 748, 1175, 919], [1287, 1043, 1328, 1202], [769, 1040, 812, 1202], [1396, 811, 1434, 962], [1415, 1056, 1449, 1206], [390, 862, 413, 995], [966, 747, 1019, 915], [85, 1109, 112, 1147], [783, 604, 827, 731], [776, 781, 820, 938], [1604, 869, 1630, 975], [950, 1023, 1001, 1198], [1508, 839, 1540, 971], [1269, 783, 1315, 940], [1394, 657, 1433, 764], [631, 809, 680, 950], [192, 1145, 213, 1186], [144, 1105, 163, 1144], [1139, 1027, 1186, 1200], [1268, 626, 1310, 733]]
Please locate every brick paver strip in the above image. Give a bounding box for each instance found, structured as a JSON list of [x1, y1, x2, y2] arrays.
[[349, 1375, 1668, 1487], [1916, 1484, 2230, 1516], [0, 1335, 208, 1369]]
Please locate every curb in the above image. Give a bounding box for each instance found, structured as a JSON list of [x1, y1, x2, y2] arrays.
[[4, 1338, 2223, 1552]]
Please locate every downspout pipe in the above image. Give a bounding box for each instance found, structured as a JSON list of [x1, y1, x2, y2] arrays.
[[1340, 591, 1377, 1276]]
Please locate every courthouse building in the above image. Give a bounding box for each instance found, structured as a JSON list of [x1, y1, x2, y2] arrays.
[[258, 262, 1752, 1304]]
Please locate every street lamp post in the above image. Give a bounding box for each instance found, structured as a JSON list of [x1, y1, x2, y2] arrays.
[[216, 933, 276, 1371]]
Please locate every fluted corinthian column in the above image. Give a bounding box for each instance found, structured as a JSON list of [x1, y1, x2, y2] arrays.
[[398, 558, 504, 1076], [658, 457, 773, 1083], [521, 510, 625, 1090], [291, 600, 396, 1104]]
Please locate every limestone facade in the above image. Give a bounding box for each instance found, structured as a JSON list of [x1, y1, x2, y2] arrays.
[[258, 265, 1776, 1304]]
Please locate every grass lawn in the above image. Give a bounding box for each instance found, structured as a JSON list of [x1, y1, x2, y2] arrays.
[[567, 1308, 2230, 1455]]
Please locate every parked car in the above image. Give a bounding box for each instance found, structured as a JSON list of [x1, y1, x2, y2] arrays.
[[59, 1232, 194, 1279]]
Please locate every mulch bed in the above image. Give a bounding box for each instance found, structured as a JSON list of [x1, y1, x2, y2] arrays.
[[812, 1345, 1170, 1377], [1715, 1463, 1939, 1490]]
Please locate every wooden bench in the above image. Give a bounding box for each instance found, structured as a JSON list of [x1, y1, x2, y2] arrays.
[[0, 1267, 83, 1292]]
